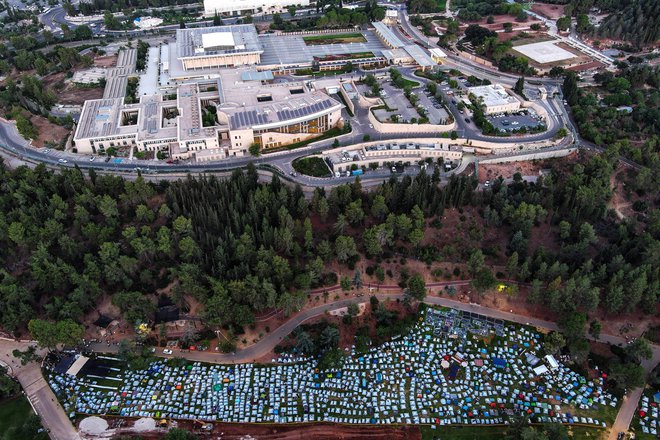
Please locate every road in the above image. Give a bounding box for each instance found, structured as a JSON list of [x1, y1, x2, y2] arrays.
[[2, 282, 658, 439], [86, 285, 660, 440], [0, 339, 80, 440], [1, 7, 647, 439], [608, 347, 660, 440], [88, 282, 660, 366]]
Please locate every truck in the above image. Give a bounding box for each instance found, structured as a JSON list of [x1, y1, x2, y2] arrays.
[[351, 169, 364, 176]]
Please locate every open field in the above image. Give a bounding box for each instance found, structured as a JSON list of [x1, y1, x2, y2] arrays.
[[303, 33, 367, 46], [0, 395, 47, 440], [457, 14, 543, 33], [530, 2, 566, 20], [30, 114, 71, 148]]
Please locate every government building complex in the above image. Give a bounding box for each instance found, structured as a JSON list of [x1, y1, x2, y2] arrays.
[[73, 22, 441, 161]]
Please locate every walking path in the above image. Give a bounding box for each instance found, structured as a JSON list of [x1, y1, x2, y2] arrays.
[[1, 286, 657, 439], [0, 339, 80, 440], [88, 287, 659, 440]]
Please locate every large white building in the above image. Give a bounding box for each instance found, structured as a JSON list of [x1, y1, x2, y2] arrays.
[[73, 69, 343, 160], [467, 84, 521, 115], [203, 0, 310, 16]]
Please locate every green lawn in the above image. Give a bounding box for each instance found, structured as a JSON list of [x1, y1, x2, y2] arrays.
[[302, 33, 367, 45], [0, 396, 48, 440], [292, 157, 332, 177], [403, 78, 421, 88]]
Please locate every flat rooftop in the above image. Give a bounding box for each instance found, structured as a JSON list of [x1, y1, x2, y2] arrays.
[[467, 84, 518, 107], [513, 41, 577, 64], [176, 24, 263, 59], [216, 68, 343, 130], [76, 98, 138, 139], [372, 21, 405, 48], [78, 69, 344, 142], [202, 31, 235, 50], [258, 30, 388, 67], [402, 44, 435, 68]]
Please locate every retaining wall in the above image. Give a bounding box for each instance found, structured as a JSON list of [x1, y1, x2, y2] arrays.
[[478, 147, 577, 164], [368, 106, 456, 134], [339, 82, 356, 115]]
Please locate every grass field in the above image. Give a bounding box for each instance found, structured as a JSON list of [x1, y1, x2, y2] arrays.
[[292, 156, 332, 177], [303, 33, 367, 46], [403, 78, 421, 88], [0, 396, 48, 440]]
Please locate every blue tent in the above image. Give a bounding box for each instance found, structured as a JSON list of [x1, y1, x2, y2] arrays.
[[492, 358, 507, 368], [448, 364, 460, 380]]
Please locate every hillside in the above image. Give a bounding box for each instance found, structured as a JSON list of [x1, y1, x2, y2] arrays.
[[595, 0, 659, 47]]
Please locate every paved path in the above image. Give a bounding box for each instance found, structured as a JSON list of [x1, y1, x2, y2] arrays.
[[2, 285, 658, 440], [608, 348, 660, 439], [87, 288, 660, 439], [89, 286, 657, 369], [0, 339, 80, 440]]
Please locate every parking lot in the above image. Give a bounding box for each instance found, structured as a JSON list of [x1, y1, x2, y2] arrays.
[[376, 82, 420, 123], [417, 89, 451, 125], [488, 111, 545, 133]]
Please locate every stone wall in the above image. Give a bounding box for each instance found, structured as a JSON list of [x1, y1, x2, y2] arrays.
[[478, 147, 577, 164], [368, 106, 456, 134]]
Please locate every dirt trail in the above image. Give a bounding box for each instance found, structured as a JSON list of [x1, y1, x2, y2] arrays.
[[608, 165, 633, 220], [210, 423, 421, 439]]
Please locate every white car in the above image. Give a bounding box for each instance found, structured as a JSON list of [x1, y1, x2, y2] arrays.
[[58, 158, 68, 164], [163, 349, 173, 355], [90, 156, 95, 162]]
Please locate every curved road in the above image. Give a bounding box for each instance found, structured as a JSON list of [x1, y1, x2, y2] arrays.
[[2, 284, 657, 439]]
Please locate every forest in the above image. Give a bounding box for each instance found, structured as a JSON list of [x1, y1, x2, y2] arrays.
[[544, 0, 658, 48], [595, 0, 659, 48], [562, 65, 659, 194], [0, 146, 657, 369], [450, 0, 529, 22]]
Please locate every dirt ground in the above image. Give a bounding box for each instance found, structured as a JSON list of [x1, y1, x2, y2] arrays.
[[94, 55, 117, 68], [609, 164, 636, 220], [478, 158, 555, 183], [83, 418, 422, 440], [530, 2, 566, 20], [209, 423, 421, 439], [30, 114, 70, 148], [459, 14, 543, 32], [41, 71, 67, 89], [565, 60, 605, 72], [57, 83, 104, 105]]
